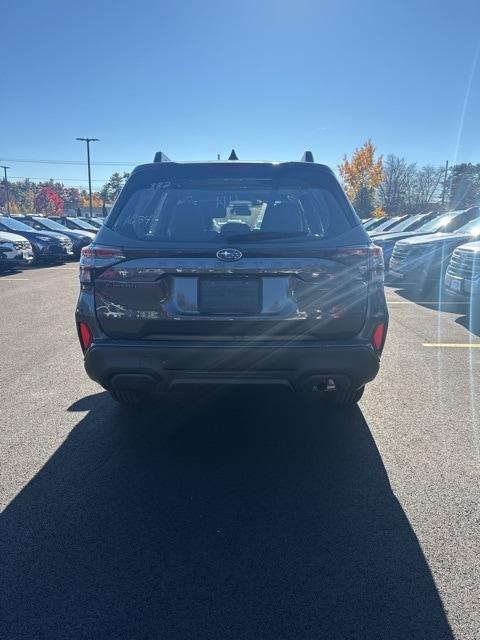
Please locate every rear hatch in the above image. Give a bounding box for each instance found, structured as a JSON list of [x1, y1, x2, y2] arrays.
[[86, 162, 375, 341]]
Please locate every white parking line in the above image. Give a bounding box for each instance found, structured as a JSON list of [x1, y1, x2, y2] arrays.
[[0, 278, 30, 281], [387, 300, 470, 305], [423, 343, 480, 348]]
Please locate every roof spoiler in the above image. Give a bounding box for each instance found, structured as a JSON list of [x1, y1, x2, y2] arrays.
[[301, 150, 314, 163], [153, 151, 172, 163]]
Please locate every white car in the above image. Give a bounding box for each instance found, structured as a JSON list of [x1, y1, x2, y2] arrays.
[[0, 231, 34, 270]]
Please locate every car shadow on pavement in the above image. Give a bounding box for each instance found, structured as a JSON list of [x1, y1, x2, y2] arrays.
[[390, 284, 465, 312], [0, 390, 453, 640], [390, 284, 478, 338], [455, 315, 480, 337], [0, 269, 22, 277]]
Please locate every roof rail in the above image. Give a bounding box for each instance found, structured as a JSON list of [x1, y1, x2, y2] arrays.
[[153, 151, 171, 163], [228, 149, 239, 161], [301, 151, 314, 163]]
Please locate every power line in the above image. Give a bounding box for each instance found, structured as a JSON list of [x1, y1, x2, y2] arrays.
[[10, 176, 110, 182], [0, 157, 138, 166]]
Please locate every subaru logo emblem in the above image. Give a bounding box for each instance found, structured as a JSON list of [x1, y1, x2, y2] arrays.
[[216, 248, 243, 262]]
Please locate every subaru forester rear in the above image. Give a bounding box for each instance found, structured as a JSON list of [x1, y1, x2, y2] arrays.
[[76, 152, 388, 406]]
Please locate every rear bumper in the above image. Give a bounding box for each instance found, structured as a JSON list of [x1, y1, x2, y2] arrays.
[[444, 273, 480, 299], [36, 246, 73, 262], [0, 257, 33, 268], [388, 265, 438, 285], [83, 340, 381, 393]]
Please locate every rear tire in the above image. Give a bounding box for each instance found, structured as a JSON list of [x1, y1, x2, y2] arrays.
[[329, 385, 365, 406], [109, 388, 147, 405]]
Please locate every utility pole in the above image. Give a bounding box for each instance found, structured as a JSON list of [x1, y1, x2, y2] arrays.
[[76, 137, 99, 217], [1, 165, 11, 215], [441, 159, 449, 208]]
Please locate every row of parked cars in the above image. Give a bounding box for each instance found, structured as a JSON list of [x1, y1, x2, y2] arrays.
[[0, 215, 104, 270], [364, 207, 480, 326]]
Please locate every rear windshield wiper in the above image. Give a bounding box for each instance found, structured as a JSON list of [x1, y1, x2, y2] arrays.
[[224, 231, 317, 243]]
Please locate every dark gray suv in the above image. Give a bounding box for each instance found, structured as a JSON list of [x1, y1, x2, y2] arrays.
[[76, 152, 388, 406]]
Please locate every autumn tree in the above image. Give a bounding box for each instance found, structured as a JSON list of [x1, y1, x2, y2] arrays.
[[8, 179, 35, 213], [62, 187, 82, 210], [338, 140, 384, 218], [0, 185, 20, 214], [34, 187, 64, 214], [79, 190, 103, 208]]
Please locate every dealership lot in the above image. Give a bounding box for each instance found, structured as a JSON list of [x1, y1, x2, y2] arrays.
[[1, 265, 480, 639]]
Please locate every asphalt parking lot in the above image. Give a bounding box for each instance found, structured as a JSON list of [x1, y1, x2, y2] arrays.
[[1, 264, 479, 639]]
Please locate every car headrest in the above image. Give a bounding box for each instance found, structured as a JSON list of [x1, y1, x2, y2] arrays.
[[260, 201, 304, 232], [169, 202, 208, 239], [220, 221, 250, 236]]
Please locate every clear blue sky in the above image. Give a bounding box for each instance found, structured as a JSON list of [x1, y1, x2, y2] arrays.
[[1, 0, 479, 187]]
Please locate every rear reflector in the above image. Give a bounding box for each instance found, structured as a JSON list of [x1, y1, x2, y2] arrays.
[[78, 322, 92, 351], [372, 323, 385, 352]]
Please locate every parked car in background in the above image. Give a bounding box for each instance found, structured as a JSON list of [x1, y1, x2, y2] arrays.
[[0, 231, 34, 270], [369, 211, 439, 237], [18, 215, 95, 258], [389, 208, 480, 294], [367, 215, 410, 235], [376, 209, 474, 271], [0, 217, 74, 264], [445, 240, 480, 331], [76, 153, 389, 407], [78, 217, 104, 229], [362, 217, 387, 231], [49, 216, 99, 234]]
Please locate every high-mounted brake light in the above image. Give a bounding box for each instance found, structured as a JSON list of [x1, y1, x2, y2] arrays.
[[78, 322, 92, 352], [372, 323, 386, 352]]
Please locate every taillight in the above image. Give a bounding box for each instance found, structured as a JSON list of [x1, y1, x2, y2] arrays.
[[78, 322, 92, 352], [80, 245, 125, 260], [80, 244, 125, 286], [369, 245, 385, 283], [326, 246, 384, 283], [372, 323, 386, 352]]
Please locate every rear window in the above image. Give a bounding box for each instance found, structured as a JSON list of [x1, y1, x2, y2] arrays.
[[371, 216, 405, 233], [456, 217, 480, 235], [417, 210, 468, 234], [67, 218, 97, 231], [108, 170, 356, 243]]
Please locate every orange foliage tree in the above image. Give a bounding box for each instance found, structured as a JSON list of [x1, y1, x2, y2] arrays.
[[338, 140, 384, 218], [79, 191, 103, 208]]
